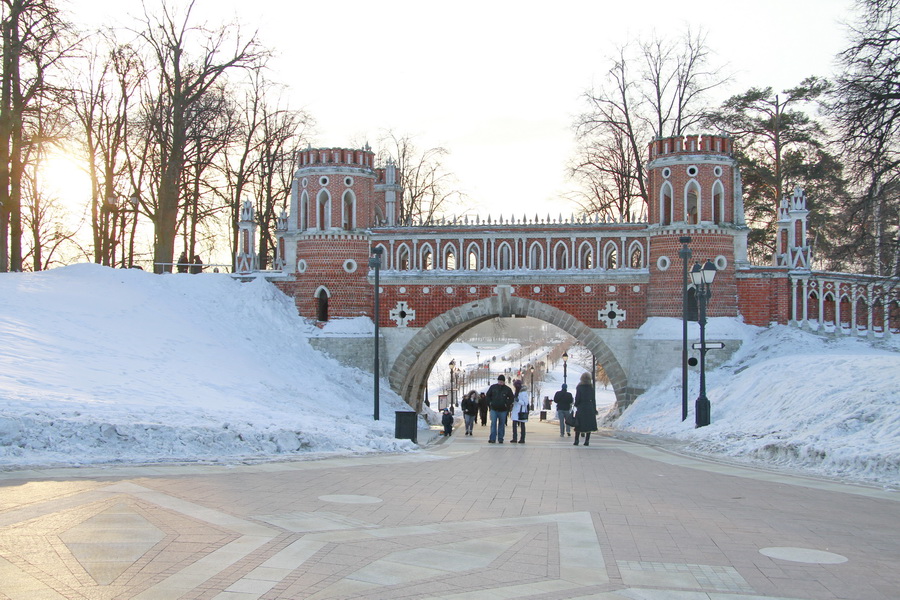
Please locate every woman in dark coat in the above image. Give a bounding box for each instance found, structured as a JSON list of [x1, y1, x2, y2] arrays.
[[477, 392, 488, 426], [573, 372, 598, 446]]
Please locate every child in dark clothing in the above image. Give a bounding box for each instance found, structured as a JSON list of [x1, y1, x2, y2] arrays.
[[441, 408, 454, 436]]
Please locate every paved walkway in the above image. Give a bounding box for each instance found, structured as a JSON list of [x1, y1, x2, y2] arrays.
[[0, 418, 898, 599]]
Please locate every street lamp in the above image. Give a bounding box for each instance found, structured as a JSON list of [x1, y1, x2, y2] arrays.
[[529, 364, 535, 410], [449, 358, 457, 411], [369, 246, 383, 420], [690, 259, 717, 428], [679, 236, 692, 421], [562, 351, 568, 385]]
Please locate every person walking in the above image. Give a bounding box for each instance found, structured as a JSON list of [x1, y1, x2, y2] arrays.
[[477, 392, 488, 426], [573, 372, 598, 446], [486, 374, 514, 444], [554, 384, 574, 437], [511, 382, 529, 444], [460, 390, 478, 436], [190, 255, 203, 274], [441, 408, 454, 436]]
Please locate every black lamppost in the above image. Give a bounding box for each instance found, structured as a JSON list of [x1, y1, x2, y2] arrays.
[[529, 364, 535, 410], [679, 236, 692, 421], [562, 351, 568, 385], [690, 259, 717, 428], [449, 358, 457, 411], [369, 247, 383, 420]]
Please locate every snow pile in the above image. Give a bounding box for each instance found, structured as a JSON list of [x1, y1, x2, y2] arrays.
[[616, 321, 900, 487], [0, 264, 415, 468]]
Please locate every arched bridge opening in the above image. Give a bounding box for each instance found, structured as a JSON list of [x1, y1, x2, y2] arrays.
[[388, 293, 632, 412]]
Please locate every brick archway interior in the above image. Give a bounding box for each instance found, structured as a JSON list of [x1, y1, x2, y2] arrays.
[[388, 295, 629, 412]]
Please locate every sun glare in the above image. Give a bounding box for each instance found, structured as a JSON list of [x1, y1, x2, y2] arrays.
[[39, 152, 93, 212]]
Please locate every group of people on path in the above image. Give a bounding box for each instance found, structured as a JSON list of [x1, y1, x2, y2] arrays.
[[177, 251, 204, 274], [451, 372, 598, 445]]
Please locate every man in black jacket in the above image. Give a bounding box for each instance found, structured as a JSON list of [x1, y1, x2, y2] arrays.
[[554, 384, 574, 437], [485, 374, 514, 444]]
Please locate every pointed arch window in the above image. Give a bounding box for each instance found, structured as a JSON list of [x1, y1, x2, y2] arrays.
[[420, 244, 434, 270], [529, 242, 544, 269], [712, 181, 724, 224], [444, 246, 457, 270], [466, 243, 480, 270], [317, 189, 331, 230], [342, 190, 356, 230], [628, 241, 644, 268], [578, 241, 593, 269], [603, 241, 618, 269], [553, 241, 568, 269], [685, 181, 699, 224], [660, 182, 674, 226], [497, 242, 512, 270], [397, 244, 411, 270], [300, 191, 309, 230]]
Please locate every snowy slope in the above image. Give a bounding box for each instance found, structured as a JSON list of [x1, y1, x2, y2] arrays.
[[616, 320, 900, 488], [0, 264, 415, 467]]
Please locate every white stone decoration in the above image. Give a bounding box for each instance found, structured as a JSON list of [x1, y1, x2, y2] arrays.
[[399, 286, 407, 294], [633, 285, 640, 292], [657, 256, 671, 271], [558, 286, 566, 293], [608, 285, 616, 293], [389, 301, 416, 327], [598, 301, 627, 329], [715, 255, 728, 271], [445, 287, 454, 294], [297, 259, 308, 274], [469, 287, 477, 294], [533, 286, 541, 293], [584, 286, 592, 293], [423, 287, 430, 294], [343, 259, 357, 273]]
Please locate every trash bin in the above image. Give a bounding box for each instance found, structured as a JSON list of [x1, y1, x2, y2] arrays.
[[540, 410, 547, 421], [395, 411, 418, 443]]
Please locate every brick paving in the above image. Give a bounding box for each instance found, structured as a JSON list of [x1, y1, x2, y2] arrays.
[[0, 418, 897, 599]]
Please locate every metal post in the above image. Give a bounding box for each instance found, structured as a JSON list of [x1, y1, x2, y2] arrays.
[[562, 351, 568, 386], [369, 247, 383, 420], [692, 259, 715, 428], [679, 236, 692, 421]]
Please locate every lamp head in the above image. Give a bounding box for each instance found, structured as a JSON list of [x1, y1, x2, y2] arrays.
[[690, 262, 703, 286], [702, 259, 717, 284], [562, 351, 568, 363]]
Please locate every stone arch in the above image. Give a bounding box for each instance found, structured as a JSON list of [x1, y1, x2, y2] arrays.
[[419, 243, 435, 270], [443, 246, 457, 270], [465, 242, 480, 270], [659, 181, 673, 225], [684, 180, 699, 224], [627, 241, 644, 268], [552, 241, 569, 269], [602, 241, 618, 269], [300, 191, 309, 230], [388, 294, 632, 413]]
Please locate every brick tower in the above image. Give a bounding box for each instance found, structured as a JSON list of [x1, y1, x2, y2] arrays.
[[645, 135, 750, 318], [276, 147, 399, 320]]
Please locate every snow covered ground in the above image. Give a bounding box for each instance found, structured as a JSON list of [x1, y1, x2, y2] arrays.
[[0, 265, 897, 490], [0, 264, 416, 468]]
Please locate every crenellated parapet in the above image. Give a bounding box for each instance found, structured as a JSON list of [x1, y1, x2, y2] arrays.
[[296, 147, 376, 170], [648, 134, 733, 159]]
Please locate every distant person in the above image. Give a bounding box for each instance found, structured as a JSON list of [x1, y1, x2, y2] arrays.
[[477, 392, 488, 426], [511, 382, 529, 444], [190, 255, 203, 274], [554, 383, 574, 437], [573, 372, 598, 446], [486, 374, 514, 444], [176, 251, 188, 273], [441, 408, 454, 436], [461, 390, 478, 436]]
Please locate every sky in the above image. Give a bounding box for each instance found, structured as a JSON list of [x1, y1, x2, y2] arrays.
[[70, 0, 855, 217], [0, 265, 897, 489]]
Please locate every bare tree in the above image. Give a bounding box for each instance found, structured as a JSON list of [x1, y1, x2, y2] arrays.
[[1, 0, 73, 271], [135, 0, 266, 272], [828, 0, 900, 276], [70, 31, 145, 267], [572, 29, 725, 221], [377, 131, 462, 226]]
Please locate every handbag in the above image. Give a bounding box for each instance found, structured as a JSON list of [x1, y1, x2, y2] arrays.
[[518, 411, 529, 421], [564, 412, 577, 427]]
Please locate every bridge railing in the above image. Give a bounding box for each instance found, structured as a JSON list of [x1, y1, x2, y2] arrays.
[[792, 271, 899, 337]]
